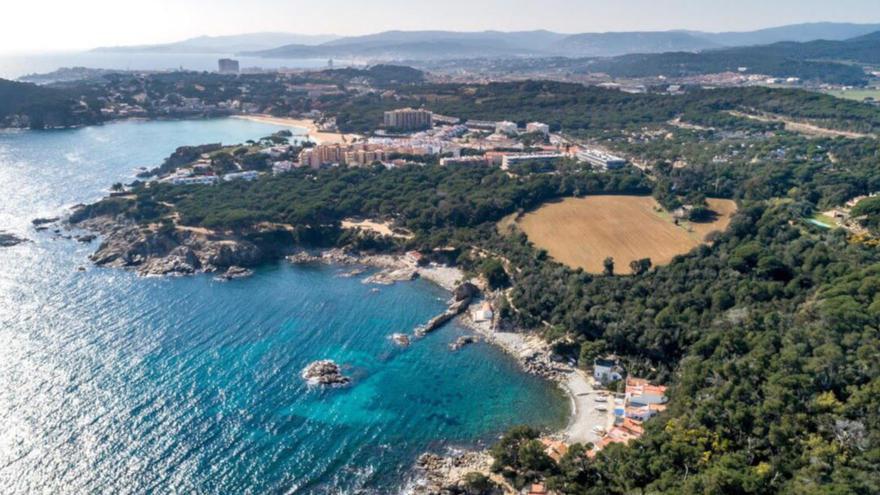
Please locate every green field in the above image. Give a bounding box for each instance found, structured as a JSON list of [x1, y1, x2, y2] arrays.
[[826, 89, 880, 102]]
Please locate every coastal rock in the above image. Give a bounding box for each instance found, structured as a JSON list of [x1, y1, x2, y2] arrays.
[[391, 333, 411, 346], [215, 265, 254, 281], [449, 335, 478, 351], [453, 282, 479, 302], [0, 232, 28, 247], [301, 360, 351, 387], [196, 240, 262, 269], [363, 267, 419, 285], [32, 217, 60, 227], [75, 234, 97, 243], [413, 450, 494, 495], [138, 245, 199, 276]]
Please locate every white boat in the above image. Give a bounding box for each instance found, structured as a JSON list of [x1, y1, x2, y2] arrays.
[[594, 406, 608, 412]]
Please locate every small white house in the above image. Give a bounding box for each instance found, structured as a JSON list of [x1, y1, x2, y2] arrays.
[[593, 357, 624, 384], [472, 302, 494, 323]]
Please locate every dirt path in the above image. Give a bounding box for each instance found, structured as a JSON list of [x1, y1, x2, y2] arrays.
[[729, 110, 873, 139]]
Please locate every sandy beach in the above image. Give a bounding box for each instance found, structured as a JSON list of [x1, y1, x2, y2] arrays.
[[460, 316, 606, 446], [232, 114, 360, 145]]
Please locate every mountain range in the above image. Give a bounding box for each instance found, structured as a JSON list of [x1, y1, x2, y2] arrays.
[[238, 22, 880, 60], [93, 32, 339, 54]]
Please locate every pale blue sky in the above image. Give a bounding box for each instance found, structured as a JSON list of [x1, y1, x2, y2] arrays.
[[4, 0, 880, 53]]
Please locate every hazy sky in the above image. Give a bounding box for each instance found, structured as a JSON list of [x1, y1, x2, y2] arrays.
[[4, 0, 880, 54]]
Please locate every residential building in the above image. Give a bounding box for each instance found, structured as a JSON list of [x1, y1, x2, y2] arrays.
[[465, 119, 497, 131], [223, 171, 259, 181], [440, 156, 491, 167], [526, 122, 550, 135], [218, 58, 240, 74], [172, 176, 219, 186], [501, 152, 564, 170], [577, 148, 628, 170], [383, 108, 433, 131], [593, 357, 624, 384], [625, 378, 668, 406], [471, 302, 494, 323]]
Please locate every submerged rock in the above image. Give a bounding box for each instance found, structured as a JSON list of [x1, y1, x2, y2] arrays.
[[301, 360, 351, 387]]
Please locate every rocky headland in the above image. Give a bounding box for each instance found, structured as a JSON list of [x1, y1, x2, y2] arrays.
[[71, 214, 270, 276]]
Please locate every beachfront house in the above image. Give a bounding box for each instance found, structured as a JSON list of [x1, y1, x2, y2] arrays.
[[625, 378, 668, 406], [593, 357, 624, 384], [472, 302, 494, 323]]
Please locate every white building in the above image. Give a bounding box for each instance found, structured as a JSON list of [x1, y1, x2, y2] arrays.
[[593, 357, 624, 384], [526, 122, 550, 135], [472, 302, 494, 323], [172, 176, 219, 186], [577, 148, 627, 170], [223, 171, 259, 181], [495, 121, 519, 136], [501, 152, 564, 170]]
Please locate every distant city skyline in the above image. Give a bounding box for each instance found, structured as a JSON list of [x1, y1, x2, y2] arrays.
[[4, 0, 880, 54]]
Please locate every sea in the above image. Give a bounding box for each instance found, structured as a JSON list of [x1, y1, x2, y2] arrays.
[[0, 52, 334, 80], [0, 118, 568, 493]]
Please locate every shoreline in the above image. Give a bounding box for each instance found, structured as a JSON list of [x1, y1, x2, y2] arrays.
[[231, 114, 361, 145], [67, 215, 594, 491]]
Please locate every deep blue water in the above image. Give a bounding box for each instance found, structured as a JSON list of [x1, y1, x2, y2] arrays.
[[0, 119, 568, 493]]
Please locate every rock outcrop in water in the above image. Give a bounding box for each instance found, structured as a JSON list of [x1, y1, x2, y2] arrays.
[[301, 360, 351, 387], [0, 232, 28, 247]]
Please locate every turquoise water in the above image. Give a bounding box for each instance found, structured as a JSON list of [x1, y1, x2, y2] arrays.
[[0, 119, 568, 493]]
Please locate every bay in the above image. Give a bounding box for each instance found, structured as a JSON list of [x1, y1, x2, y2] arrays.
[[0, 118, 568, 493]]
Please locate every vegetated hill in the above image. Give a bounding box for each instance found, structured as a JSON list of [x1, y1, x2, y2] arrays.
[[0, 79, 103, 129], [696, 21, 880, 46], [589, 51, 869, 85], [552, 31, 721, 57], [319, 65, 425, 86], [588, 31, 880, 85], [93, 32, 339, 54]]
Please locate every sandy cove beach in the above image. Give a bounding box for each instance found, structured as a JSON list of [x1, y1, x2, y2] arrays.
[[232, 114, 361, 145], [462, 317, 607, 445]]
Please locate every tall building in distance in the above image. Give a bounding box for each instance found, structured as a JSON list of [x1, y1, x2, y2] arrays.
[[383, 108, 433, 131], [218, 58, 240, 74]]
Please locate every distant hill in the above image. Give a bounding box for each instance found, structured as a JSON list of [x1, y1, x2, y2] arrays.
[[93, 32, 339, 54], [588, 30, 880, 85], [696, 22, 880, 47], [243, 23, 880, 60], [552, 31, 720, 57]]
